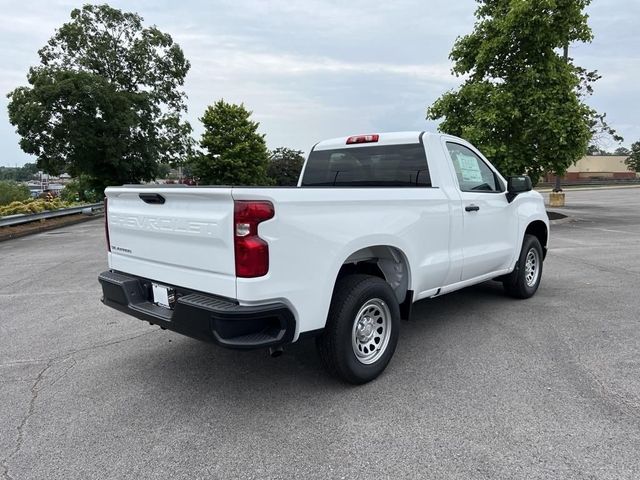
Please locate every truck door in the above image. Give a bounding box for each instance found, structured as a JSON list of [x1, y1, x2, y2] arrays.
[[443, 141, 518, 281]]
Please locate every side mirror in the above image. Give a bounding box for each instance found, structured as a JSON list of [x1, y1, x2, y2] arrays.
[[506, 175, 532, 203]]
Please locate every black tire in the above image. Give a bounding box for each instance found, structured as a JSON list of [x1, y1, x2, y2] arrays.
[[503, 234, 544, 299], [316, 274, 400, 384]]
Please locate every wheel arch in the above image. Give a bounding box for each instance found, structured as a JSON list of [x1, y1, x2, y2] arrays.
[[335, 244, 413, 319], [525, 220, 548, 259]]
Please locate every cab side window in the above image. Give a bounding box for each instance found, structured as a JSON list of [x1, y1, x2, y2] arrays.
[[446, 142, 503, 192]]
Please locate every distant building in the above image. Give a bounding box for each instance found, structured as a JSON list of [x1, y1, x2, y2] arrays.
[[545, 155, 637, 183]]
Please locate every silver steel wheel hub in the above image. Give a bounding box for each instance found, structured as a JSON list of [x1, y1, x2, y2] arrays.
[[352, 298, 391, 365], [356, 317, 375, 342], [525, 248, 540, 287]]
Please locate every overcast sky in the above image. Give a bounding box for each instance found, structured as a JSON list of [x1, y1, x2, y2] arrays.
[[0, 0, 638, 167]]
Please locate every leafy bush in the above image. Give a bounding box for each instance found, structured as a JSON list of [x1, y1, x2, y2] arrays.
[[0, 198, 78, 217], [60, 181, 80, 202], [0, 181, 31, 206], [60, 176, 103, 203]]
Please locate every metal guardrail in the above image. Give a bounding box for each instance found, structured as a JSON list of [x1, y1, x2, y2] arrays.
[[0, 203, 103, 228]]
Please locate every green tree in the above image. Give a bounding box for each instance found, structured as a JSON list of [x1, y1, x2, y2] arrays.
[[156, 163, 171, 180], [7, 4, 192, 195], [625, 142, 640, 172], [191, 100, 271, 185], [427, 0, 615, 184], [587, 145, 609, 156], [268, 147, 305, 186], [0, 163, 38, 182], [60, 175, 102, 202], [19, 163, 39, 181], [615, 146, 631, 156], [0, 181, 31, 206]]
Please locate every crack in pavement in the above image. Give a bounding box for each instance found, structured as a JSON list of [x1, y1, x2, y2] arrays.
[[0, 329, 159, 369], [1, 360, 52, 480], [49, 356, 77, 389], [0, 328, 159, 480]]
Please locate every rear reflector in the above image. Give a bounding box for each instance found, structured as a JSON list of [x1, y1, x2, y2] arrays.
[[234, 201, 275, 278], [346, 134, 379, 144]]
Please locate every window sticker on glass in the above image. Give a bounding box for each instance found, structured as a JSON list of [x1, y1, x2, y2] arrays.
[[456, 153, 483, 183]]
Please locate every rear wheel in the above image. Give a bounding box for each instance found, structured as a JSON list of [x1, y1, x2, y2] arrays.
[[316, 274, 400, 384], [503, 234, 543, 299]]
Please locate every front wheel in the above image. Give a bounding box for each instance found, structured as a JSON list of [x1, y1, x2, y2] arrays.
[[316, 274, 400, 384], [503, 234, 544, 299]]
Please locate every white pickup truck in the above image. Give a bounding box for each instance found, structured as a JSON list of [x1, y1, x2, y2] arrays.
[[99, 131, 548, 383]]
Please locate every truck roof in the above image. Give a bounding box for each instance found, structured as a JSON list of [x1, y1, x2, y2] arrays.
[[313, 131, 436, 151]]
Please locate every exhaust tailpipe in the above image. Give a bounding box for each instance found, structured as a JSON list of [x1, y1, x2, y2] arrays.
[[269, 346, 284, 358]]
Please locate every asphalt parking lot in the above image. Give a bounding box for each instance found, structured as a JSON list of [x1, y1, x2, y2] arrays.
[[1, 187, 639, 480]]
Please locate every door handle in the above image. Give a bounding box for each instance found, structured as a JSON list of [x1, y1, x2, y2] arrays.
[[465, 204, 480, 212]]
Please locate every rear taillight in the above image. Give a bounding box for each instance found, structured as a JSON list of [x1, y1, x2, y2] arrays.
[[346, 134, 379, 144], [104, 197, 110, 252], [234, 200, 274, 278]]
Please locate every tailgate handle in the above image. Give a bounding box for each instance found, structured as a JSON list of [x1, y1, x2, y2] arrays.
[[139, 193, 165, 205]]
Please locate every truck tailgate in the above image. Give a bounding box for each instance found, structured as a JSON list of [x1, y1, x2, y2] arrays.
[[105, 186, 236, 299]]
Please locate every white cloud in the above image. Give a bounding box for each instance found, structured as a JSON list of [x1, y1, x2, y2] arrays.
[[1, 0, 639, 166], [185, 46, 453, 81]]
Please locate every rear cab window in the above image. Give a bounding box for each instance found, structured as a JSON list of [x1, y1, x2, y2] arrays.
[[301, 144, 431, 187], [445, 142, 504, 193]]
